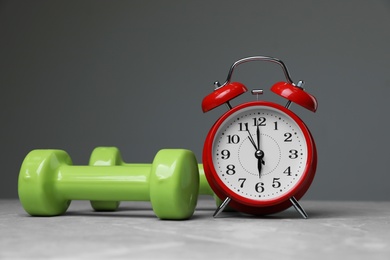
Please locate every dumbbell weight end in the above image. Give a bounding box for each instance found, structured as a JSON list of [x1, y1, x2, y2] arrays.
[[18, 150, 71, 216]]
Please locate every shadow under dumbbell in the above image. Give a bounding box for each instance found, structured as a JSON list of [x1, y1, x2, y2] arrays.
[[65, 201, 159, 219], [62, 199, 219, 220], [63, 211, 157, 219]]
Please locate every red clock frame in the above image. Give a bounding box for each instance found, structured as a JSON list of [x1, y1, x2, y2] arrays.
[[203, 101, 317, 215]]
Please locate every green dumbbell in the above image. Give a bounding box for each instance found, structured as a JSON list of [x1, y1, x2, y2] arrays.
[[88, 147, 220, 211], [18, 149, 199, 220]]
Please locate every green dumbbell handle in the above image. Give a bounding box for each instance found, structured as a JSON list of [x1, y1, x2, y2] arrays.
[[56, 165, 152, 201]]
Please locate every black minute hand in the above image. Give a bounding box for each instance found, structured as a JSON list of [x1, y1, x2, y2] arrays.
[[246, 129, 258, 151], [257, 123, 260, 150]]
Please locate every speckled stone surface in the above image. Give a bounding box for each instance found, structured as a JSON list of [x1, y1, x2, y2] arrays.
[[1, 199, 389, 259]]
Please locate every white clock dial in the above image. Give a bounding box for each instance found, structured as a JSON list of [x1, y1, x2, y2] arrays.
[[212, 105, 308, 201]]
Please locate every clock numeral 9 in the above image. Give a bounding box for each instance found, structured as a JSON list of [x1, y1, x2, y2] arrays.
[[220, 150, 230, 159], [226, 164, 236, 175]]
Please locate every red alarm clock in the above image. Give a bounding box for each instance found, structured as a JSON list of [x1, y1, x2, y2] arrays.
[[202, 56, 318, 218]]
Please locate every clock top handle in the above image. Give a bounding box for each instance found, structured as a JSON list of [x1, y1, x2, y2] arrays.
[[201, 56, 318, 113]]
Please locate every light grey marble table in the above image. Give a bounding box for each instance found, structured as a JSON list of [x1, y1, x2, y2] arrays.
[[1, 199, 389, 259]]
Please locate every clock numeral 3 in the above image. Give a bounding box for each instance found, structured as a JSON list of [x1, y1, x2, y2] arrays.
[[289, 149, 299, 159]]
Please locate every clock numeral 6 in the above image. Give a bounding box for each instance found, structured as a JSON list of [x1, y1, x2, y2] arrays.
[[255, 182, 264, 193]]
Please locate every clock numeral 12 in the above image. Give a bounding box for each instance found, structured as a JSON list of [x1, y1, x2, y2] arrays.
[[253, 117, 266, 126]]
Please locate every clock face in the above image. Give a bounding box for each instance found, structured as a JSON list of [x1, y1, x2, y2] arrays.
[[209, 102, 312, 205]]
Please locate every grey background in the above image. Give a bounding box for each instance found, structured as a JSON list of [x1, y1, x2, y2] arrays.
[[1, 0, 389, 200]]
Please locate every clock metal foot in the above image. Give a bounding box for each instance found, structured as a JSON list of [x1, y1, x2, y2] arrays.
[[213, 197, 231, 218], [289, 196, 308, 219]]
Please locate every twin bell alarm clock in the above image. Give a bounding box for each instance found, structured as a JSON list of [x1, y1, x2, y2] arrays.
[[202, 56, 318, 218]]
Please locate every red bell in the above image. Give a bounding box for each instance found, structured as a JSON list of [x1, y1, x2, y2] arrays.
[[271, 81, 318, 112], [202, 82, 247, 112]]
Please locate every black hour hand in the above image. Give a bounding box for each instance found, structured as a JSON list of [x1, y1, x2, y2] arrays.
[[255, 150, 265, 178]]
